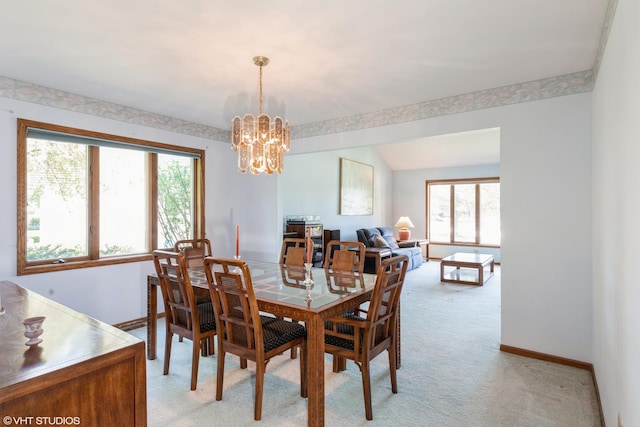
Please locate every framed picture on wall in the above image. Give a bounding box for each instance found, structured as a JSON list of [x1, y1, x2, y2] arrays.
[[340, 158, 373, 215]]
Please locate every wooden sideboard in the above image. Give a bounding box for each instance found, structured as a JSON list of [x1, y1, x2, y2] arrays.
[[0, 281, 146, 426]]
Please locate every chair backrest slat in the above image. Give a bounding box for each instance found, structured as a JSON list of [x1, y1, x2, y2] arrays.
[[279, 238, 307, 266], [174, 238, 213, 268], [324, 240, 365, 274], [204, 258, 264, 354]]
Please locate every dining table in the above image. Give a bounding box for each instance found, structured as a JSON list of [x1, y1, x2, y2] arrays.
[[146, 260, 380, 427]]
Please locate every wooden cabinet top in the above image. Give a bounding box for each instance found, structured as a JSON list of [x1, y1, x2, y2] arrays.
[[0, 280, 143, 391]]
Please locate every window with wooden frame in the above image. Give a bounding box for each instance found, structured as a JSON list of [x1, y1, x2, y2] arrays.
[[426, 178, 500, 246], [17, 119, 205, 275]]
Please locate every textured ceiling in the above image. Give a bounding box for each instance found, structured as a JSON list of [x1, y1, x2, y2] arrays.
[[0, 0, 609, 169]]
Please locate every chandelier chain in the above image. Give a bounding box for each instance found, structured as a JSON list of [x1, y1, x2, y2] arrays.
[[258, 63, 263, 115]]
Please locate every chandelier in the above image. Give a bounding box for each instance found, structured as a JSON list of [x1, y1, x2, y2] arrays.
[[231, 56, 290, 175]]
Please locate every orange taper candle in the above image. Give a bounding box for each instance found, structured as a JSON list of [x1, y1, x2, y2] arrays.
[[235, 225, 240, 257], [306, 228, 312, 264]]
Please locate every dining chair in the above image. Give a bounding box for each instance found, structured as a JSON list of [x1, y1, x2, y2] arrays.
[[173, 238, 213, 348], [323, 254, 409, 420], [174, 238, 213, 268], [203, 257, 307, 421], [324, 240, 365, 274], [152, 250, 217, 391], [325, 240, 367, 345], [324, 269, 364, 294], [280, 264, 308, 288], [278, 237, 308, 359], [279, 237, 306, 266]]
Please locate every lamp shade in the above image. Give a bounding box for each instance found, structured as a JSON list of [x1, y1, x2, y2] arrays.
[[394, 216, 414, 240], [394, 216, 414, 229]]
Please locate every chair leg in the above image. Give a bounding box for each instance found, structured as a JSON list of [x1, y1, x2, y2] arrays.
[[216, 351, 226, 401], [254, 361, 266, 420], [240, 357, 248, 369], [191, 338, 200, 390], [163, 331, 173, 375], [199, 336, 215, 356], [361, 359, 373, 420], [276, 317, 298, 359], [388, 346, 398, 394]]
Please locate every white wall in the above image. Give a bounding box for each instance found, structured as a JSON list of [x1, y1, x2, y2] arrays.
[[591, 0, 640, 424], [500, 95, 593, 362], [281, 147, 393, 241], [290, 92, 593, 364]]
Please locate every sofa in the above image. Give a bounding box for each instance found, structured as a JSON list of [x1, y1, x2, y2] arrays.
[[356, 226, 423, 272]]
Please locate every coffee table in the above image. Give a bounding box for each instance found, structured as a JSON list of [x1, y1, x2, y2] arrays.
[[440, 252, 494, 285]]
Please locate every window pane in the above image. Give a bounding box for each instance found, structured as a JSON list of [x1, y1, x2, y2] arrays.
[[429, 184, 451, 242], [480, 183, 501, 245], [26, 139, 88, 261], [19, 120, 205, 274], [157, 155, 194, 248], [453, 184, 476, 242], [100, 148, 148, 256]]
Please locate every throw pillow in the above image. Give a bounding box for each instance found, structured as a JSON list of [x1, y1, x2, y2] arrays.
[[373, 234, 390, 248]]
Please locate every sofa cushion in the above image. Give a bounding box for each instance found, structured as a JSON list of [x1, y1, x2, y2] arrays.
[[385, 237, 399, 249], [360, 228, 382, 247], [391, 246, 422, 270]]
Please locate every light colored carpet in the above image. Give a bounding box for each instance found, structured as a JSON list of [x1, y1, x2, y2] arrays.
[[128, 261, 601, 426]]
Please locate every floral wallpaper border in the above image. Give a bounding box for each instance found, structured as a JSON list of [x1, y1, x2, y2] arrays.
[[0, 70, 594, 144], [0, 76, 231, 142], [292, 70, 594, 139]]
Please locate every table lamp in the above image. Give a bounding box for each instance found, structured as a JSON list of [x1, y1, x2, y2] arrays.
[[394, 216, 414, 240]]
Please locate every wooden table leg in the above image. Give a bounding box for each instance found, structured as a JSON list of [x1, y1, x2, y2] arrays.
[[374, 253, 381, 272], [306, 315, 324, 427], [147, 277, 157, 360]]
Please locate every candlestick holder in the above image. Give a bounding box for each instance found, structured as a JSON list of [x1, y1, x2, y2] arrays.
[[233, 255, 242, 273], [303, 262, 314, 302]]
